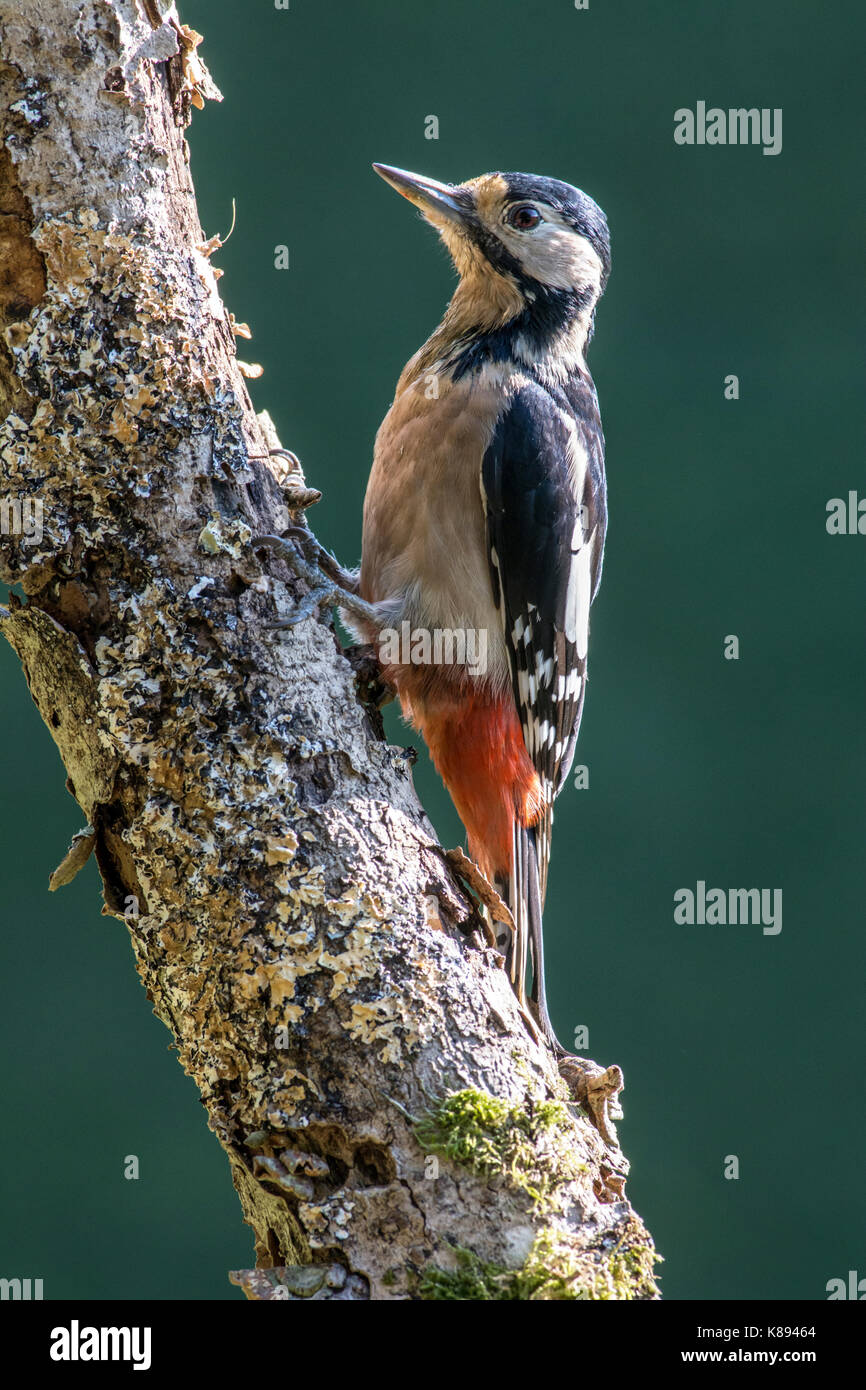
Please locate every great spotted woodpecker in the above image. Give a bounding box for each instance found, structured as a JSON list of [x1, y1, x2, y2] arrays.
[[257, 165, 610, 1059]]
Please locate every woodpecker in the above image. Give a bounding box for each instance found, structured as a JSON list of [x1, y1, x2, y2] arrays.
[[258, 165, 610, 1058]]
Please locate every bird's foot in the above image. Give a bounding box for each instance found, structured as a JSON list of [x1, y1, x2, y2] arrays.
[[557, 1053, 624, 1149], [253, 530, 377, 630]]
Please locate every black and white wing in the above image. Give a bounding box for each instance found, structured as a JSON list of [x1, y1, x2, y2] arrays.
[[481, 378, 607, 882]]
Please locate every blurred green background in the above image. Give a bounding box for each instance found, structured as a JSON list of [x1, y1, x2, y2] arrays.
[[1, 0, 862, 1300]]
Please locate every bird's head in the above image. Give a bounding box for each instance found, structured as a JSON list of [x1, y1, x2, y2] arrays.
[[373, 163, 610, 353]]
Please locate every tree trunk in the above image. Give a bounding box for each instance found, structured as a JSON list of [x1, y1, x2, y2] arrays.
[[0, 0, 658, 1299]]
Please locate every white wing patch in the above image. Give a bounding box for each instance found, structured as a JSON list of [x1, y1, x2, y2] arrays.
[[565, 526, 595, 659]]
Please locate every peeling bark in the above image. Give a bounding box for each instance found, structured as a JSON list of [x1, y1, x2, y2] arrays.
[[0, 0, 659, 1299]]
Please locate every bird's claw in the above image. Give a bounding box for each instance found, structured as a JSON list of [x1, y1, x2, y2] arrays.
[[252, 532, 378, 630], [266, 582, 335, 629]]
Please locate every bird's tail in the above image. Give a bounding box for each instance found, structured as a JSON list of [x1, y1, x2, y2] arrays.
[[498, 810, 556, 1046]]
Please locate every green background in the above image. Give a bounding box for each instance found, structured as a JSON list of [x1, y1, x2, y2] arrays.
[[1, 0, 862, 1300]]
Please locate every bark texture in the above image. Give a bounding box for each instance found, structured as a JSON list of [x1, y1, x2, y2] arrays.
[[0, 0, 659, 1299]]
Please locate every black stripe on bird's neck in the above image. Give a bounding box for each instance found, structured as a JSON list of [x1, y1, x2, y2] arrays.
[[447, 281, 593, 383]]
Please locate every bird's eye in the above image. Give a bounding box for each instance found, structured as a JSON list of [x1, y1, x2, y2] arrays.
[[506, 204, 542, 230]]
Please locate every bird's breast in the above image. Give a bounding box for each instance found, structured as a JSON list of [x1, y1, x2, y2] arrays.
[[361, 368, 517, 694]]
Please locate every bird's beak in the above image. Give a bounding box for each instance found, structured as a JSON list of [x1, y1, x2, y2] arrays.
[[372, 163, 469, 228]]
